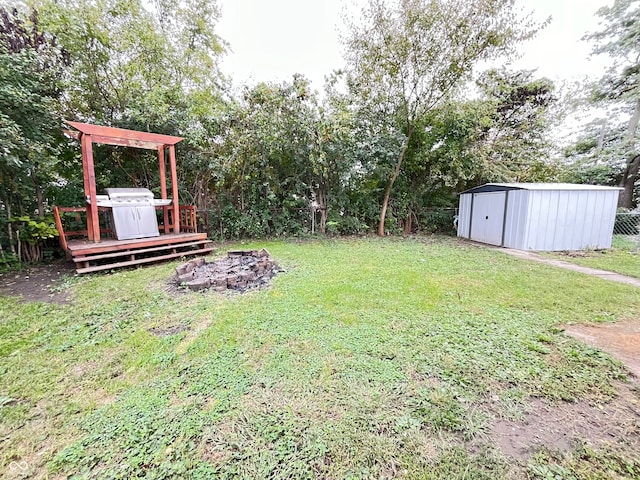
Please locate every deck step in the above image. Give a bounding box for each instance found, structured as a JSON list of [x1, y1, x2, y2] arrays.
[[73, 240, 210, 262], [75, 246, 214, 274], [68, 233, 208, 256]]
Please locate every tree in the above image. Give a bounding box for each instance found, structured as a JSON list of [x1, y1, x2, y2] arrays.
[[473, 68, 556, 182], [377, 70, 557, 234], [343, 0, 541, 235], [34, 0, 226, 125], [0, 6, 68, 256], [204, 76, 346, 237], [585, 0, 640, 208], [33, 0, 227, 213], [563, 121, 628, 189]]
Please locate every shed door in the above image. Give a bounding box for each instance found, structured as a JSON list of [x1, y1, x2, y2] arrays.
[[470, 192, 505, 246]]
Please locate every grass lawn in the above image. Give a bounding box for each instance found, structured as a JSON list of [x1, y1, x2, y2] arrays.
[[1, 237, 640, 479], [542, 235, 640, 279]]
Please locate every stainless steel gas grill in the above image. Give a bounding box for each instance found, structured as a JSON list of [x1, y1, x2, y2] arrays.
[[87, 188, 172, 240]]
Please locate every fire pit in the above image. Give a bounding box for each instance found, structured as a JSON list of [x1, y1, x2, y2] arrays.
[[175, 249, 280, 292]]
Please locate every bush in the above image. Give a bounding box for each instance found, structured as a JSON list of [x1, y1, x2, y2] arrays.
[[10, 215, 59, 263], [0, 252, 21, 272], [419, 209, 456, 234]]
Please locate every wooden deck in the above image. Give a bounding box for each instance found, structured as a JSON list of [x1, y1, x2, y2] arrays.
[[54, 205, 213, 274], [67, 233, 214, 274]]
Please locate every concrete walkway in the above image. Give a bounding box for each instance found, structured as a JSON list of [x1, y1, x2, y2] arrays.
[[496, 248, 640, 287]]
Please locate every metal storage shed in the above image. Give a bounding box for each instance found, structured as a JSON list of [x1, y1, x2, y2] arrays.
[[457, 183, 621, 251]]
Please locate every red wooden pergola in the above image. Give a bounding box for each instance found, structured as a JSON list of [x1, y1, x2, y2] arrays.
[[65, 121, 184, 242], [54, 121, 213, 273]]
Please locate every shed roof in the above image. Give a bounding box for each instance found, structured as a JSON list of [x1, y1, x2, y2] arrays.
[[461, 183, 622, 195], [65, 121, 183, 150]]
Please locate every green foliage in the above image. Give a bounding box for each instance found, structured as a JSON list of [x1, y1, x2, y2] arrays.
[[36, 0, 225, 124], [10, 215, 58, 244], [586, 0, 640, 104], [30, 0, 227, 222], [343, 0, 543, 234], [5, 214, 58, 263], [203, 75, 357, 238], [0, 251, 20, 272], [473, 69, 556, 181], [325, 215, 368, 236], [0, 6, 68, 252], [563, 122, 626, 183], [420, 209, 456, 234], [578, 0, 640, 207]]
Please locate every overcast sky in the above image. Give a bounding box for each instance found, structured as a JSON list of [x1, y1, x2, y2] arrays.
[[216, 0, 614, 91]]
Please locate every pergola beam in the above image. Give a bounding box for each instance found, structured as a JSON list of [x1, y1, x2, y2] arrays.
[[66, 121, 184, 242], [66, 121, 183, 147]]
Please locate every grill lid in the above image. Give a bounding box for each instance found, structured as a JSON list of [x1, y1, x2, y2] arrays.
[[105, 187, 154, 200]]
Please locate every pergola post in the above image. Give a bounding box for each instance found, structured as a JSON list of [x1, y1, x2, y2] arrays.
[[158, 145, 169, 233], [81, 134, 100, 242], [66, 121, 185, 242], [169, 145, 180, 234]]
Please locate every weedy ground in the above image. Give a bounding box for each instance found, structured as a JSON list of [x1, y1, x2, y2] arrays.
[[1, 236, 639, 479], [543, 235, 640, 279]]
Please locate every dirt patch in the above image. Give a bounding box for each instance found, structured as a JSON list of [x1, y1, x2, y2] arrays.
[[491, 383, 640, 460], [199, 441, 231, 465], [555, 250, 601, 258], [148, 324, 191, 337], [0, 261, 76, 304], [174, 316, 215, 355], [563, 319, 640, 378]]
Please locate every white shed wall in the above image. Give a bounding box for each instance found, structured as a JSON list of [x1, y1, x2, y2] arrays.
[[457, 193, 472, 238], [502, 190, 529, 249], [524, 189, 619, 251]]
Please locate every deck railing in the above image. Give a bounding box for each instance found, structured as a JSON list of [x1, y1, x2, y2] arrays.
[[161, 205, 197, 233], [53, 204, 198, 253]]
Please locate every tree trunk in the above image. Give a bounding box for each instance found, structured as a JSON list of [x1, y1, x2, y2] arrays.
[[618, 154, 640, 208], [377, 131, 412, 236], [31, 161, 44, 216], [319, 207, 327, 235], [403, 209, 413, 235], [35, 183, 44, 217], [315, 187, 328, 234], [6, 201, 15, 255], [618, 99, 640, 208], [596, 121, 606, 155]]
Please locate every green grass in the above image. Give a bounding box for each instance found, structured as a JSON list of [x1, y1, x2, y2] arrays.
[[543, 235, 640, 279], [1, 237, 639, 479]]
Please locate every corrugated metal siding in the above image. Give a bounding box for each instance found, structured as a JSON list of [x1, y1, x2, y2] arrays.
[[502, 190, 529, 249], [593, 190, 618, 249], [458, 185, 619, 251], [526, 190, 573, 250], [581, 190, 599, 249], [457, 193, 472, 238], [524, 190, 618, 250]]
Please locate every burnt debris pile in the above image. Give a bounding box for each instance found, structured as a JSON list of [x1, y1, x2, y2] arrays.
[[175, 249, 280, 292]]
